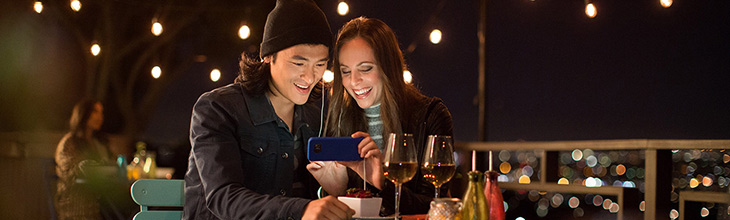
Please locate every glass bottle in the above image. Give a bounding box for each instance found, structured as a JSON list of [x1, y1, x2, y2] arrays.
[[144, 151, 157, 179], [461, 171, 489, 220], [127, 142, 147, 180], [484, 171, 505, 220]]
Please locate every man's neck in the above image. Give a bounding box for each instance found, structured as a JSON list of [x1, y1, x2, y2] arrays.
[[267, 91, 295, 132]]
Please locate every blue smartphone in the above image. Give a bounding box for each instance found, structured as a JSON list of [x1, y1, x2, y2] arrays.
[[307, 137, 364, 161]]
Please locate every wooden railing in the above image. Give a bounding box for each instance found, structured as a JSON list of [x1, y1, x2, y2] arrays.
[[457, 139, 730, 220]]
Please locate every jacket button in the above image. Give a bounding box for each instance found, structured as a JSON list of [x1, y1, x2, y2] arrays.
[[281, 152, 289, 159], [280, 189, 286, 196], [257, 147, 263, 154]]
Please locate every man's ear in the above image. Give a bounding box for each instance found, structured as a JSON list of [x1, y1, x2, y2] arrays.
[[263, 55, 272, 63]]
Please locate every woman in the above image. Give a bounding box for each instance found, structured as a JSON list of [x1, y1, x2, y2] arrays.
[[310, 17, 454, 215], [55, 99, 112, 219]]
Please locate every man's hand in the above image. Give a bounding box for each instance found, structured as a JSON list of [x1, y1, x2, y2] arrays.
[[302, 196, 355, 220]]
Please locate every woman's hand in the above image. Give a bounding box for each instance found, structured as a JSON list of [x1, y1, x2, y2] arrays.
[[339, 131, 385, 190], [307, 161, 348, 196]]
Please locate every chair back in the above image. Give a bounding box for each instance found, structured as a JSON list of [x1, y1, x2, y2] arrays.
[[130, 179, 184, 220]]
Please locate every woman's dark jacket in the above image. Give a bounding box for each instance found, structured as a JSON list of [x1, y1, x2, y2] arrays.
[[348, 93, 454, 215]]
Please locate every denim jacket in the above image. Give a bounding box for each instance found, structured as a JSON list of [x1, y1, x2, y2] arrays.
[[184, 83, 322, 220]]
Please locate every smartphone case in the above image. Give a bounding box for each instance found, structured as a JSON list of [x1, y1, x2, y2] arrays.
[[307, 137, 364, 161]]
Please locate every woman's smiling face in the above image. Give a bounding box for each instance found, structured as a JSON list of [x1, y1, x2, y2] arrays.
[[339, 37, 383, 109]]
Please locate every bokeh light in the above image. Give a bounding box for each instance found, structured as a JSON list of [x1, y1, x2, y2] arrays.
[[701, 207, 710, 217], [429, 29, 442, 44], [403, 70, 412, 84], [238, 25, 250, 39], [558, 177, 569, 185], [500, 162, 511, 174], [151, 66, 161, 79], [660, 0, 673, 8], [670, 209, 679, 220], [585, 3, 597, 18], [323, 70, 334, 83], [210, 69, 221, 82], [609, 203, 620, 213], [519, 175, 531, 184], [337, 1, 349, 16], [34, 1, 43, 13], [90, 43, 100, 56], [640, 201, 646, 212], [152, 21, 163, 36], [569, 196, 580, 208], [572, 149, 583, 161], [71, 0, 81, 12], [592, 195, 603, 206], [690, 178, 700, 188], [499, 150, 511, 162]]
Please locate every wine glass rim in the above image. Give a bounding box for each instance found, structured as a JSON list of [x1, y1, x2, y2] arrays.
[[390, 133, 414, 136], [428, 135, 452, 138]]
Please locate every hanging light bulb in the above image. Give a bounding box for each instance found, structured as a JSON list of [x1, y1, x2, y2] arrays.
[[585, 2, 597, 18], [403, 70, 412, 84], [429, 29, 442, 44], [151, 66, 161, 79], [323, 70, 334, 83], [239, 25, 250, 40], [151, 21, 163, 36], [70, 0, 81, 12], [337, 1, 349, 16], [660, 0, 673, 8], [210, 69, 221, 82], [90, 43, 100, 56], [34, 1, 43, 13]]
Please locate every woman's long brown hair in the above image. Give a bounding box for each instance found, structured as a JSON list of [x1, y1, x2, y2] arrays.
[[325, 17, 419, 138]]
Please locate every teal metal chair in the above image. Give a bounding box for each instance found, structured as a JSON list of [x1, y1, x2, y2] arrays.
[[130, 179, 184, 220]]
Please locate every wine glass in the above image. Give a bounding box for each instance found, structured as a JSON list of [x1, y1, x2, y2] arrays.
[[421, 135, 456, 198], [383, 133, 418, 218]]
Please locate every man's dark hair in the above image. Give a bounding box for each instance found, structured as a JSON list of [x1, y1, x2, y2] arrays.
[[235, 53, 322, 99]]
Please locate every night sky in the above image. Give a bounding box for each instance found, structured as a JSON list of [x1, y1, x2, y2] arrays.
[[1, 0, 728, 146]]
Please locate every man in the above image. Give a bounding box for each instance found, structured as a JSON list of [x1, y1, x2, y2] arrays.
[[184, 0, 355, 219]]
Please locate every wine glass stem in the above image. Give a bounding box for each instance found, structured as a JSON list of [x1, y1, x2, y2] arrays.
[[395, 183, 402, 219], [434, 185, 440, 198]]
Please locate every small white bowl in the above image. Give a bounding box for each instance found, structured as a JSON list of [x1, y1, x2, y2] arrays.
[[337, 196, 383, 217]]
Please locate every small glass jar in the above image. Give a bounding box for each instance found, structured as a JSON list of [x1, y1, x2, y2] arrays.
[[428, 198, 463, 220]]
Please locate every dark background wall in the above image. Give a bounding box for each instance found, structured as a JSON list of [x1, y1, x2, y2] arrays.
[[484, 0, 730, 141]]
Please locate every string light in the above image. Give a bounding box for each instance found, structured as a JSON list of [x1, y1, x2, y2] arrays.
[[34, 1, 43, 13], [323, 70, 334, 83], [70, 0, 81, 12], [585, 2, 597, 18], [210, 69, 221, 82], [337, 1, 349, 16], [403, 70, 412, 84], [90, 43, 100, 56], [151, 66, 161, 79], [660, 0, 673, 8], [238, 25, 250, 40], [152, 21, 163, 36], [429, 29, 442, 44]]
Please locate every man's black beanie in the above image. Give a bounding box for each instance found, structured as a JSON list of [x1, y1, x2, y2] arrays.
[[260, 0, 333, 59]]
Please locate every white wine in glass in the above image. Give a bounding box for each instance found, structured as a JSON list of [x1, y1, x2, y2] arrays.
[[383, 133, 418, 219], [421, 135, 456, 198]]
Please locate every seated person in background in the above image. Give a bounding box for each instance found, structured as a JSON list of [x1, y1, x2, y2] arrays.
[[55, 99, 114, 219], [184, 0, 354, 219], [308, 17, 455, 215]]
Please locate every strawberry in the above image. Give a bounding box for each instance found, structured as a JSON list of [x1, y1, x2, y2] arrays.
[[346, 188, 373, 198]]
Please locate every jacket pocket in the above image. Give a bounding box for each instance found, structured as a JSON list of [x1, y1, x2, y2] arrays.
[[238, 135, 276, 191]]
